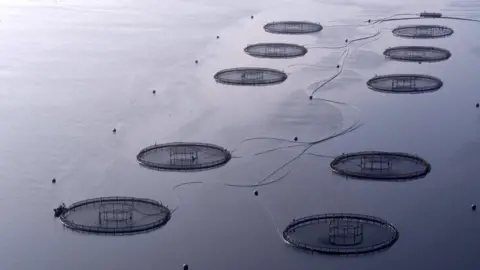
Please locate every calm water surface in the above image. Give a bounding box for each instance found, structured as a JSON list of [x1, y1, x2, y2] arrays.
[[1, 0, 480, 269]]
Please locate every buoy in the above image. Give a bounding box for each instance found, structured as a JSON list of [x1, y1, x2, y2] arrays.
[[53, 203, 66, 218], [183, 264, 189, 270], [152, 90, 156, 94], [476, 103, 479, 108], [345, 39, 348, 43], [309, 96, 313, 100], [112, 128, 116, 133], [254, 190, 258, 196], [472, 204, 477, 211], [52, 178, 56, 184], [368, 19, 371, 23], [336, 64, 340, 68], [195, 60, 198, 64], [216, 36, 219, 39], [251, 15, 254, 19], [294, 137, 298, 141]]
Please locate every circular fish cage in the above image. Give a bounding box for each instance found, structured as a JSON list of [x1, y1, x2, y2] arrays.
[[59, 197, 171, 235], [244, 43, 308, 58], [283, 213, 399, 255], [137, 142, 231, 172], [330, 151, 431, 180], [366, 74, 443, 94], [392, 25, 454, 39], [383, 46, 451, 63], [214, 67, 288, 86], [264, 21, 323, 34]]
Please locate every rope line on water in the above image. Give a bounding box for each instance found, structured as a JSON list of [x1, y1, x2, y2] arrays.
[[370, 14, 480, 24], [303, 30, 380, 49], [310, 48, 349, 97]]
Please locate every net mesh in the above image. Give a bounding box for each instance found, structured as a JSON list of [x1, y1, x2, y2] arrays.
[[283, 213, 399, 255], [244, 43, 308, 58], [214, 68, 288, 86], [264, 21, 323, 34], [330, 151, 431, 180], [384, 46, 451, 62], [328, 219, 364, 246], [60, 197, 171, 235], [392, 25, 454, 39], [137, 142, 231, 171], [367, 74, 443, 94], [99, 204, 133, 223]]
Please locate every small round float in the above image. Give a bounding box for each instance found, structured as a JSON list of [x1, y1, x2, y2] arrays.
[[137, 142, 231, 171], [366, 74, 443, 94], [392, 25, 454, 39], [264, 21, 323, 34], [330, 151, 431, 180], [59, 196, 171, 235], [283, 213, 399, 255], [244, 43, 308, 58], [214, 67, 287, 86], [383, 46, 451, 63]]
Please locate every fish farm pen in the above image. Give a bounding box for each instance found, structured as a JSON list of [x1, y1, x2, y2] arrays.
[[214, 67, 288, 86], [392, 25, 454, 39], [59, 196, 171, 235], [263, 21, 323, 34], [330, 151, 431, 180], [282, 213, 399, 255], [383, 46, 451, 63], [244, 43, 308, 58], [137, 142, 231, 171], [366, 74, 443, 94]]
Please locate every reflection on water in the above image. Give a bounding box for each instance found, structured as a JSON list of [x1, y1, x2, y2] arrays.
[[0, 0, 480, 269]]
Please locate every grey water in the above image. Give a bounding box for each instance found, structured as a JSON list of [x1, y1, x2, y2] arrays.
[[1, 0, 480, 269]]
